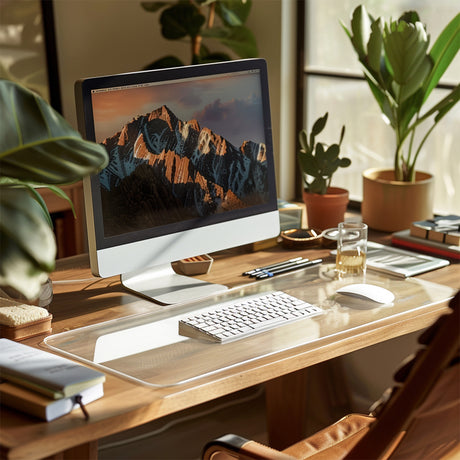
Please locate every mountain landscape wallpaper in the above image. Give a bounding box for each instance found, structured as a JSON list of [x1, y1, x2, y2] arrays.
[[91, 73, 269, 237]]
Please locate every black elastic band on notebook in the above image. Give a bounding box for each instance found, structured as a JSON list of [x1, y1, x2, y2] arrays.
[[75, 395, 90, 420]]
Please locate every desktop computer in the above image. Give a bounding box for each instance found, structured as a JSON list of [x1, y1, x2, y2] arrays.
[[75, 58, 280, 304]]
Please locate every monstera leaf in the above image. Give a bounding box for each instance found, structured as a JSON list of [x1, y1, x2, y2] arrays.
[[0, 80, 108, 299]]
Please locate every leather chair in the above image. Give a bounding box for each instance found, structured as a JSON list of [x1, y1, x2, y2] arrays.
[[202, 290, 460, 460]]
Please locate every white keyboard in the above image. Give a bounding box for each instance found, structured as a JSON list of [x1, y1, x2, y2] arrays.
[[178, 291, 323, 343]]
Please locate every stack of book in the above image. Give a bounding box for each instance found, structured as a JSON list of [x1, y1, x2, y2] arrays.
[[0, 338, 105, 421], [391, 215, 460, 261]]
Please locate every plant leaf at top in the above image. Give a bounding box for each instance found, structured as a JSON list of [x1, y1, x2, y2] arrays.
[[0, 80, 108, 185], [160, 3, 205, 39], [203, 25, 258, 58], [423, 12, 460, 103], [367, 18, 384, 75], [311, 113, 328, 136], [350, 5, 373, 59], [398, 11, 420, 25], [384, 20, 430, 85], [216, 0, 252, 27]]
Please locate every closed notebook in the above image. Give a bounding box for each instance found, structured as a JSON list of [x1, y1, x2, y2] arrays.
[[0, 338, 105, 399], [0, 381, 104, 421], [392, 230, 460, 261]]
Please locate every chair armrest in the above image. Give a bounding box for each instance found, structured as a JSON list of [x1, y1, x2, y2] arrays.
[[202, 434, 296, 460]]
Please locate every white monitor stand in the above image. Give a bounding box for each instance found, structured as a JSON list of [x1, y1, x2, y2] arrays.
[[121, 263, 227, 305]]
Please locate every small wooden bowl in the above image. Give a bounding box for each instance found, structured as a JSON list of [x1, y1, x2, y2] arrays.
[[176, 254, 214, 275], [280, 228, 322, 249]]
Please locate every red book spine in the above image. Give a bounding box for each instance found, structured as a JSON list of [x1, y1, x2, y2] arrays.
[[391, 236, 460, 261]]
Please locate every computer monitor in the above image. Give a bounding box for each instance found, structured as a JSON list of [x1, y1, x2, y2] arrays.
[[75, 58, 279, 305]]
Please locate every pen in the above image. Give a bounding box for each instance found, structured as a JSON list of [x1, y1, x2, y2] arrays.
[[256, 258, 315, 278], [243, 257, 304, 276], [255, 258, 322, 279]]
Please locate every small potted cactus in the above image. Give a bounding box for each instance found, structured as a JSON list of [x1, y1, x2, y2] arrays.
[[297, 112, 351, 230]]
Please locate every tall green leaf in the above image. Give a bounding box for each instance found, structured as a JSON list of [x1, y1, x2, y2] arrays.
[[0, 80, 108, 184], [423, 12, 460, 102]]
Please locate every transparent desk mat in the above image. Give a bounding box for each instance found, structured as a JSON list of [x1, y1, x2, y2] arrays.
[[44, 267, 455, 387]]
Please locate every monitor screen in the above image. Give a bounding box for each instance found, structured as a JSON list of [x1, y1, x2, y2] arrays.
[[75, 58, 279, 304]]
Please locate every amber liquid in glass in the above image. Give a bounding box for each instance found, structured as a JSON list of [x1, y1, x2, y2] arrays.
[[336, 249, 366, 275]]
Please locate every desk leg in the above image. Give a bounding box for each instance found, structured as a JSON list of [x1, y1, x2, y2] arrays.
[[265, 368, 308, 450], [45, 441, 98, 460]]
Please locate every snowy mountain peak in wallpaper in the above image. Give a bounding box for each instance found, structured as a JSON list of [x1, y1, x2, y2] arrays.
[[99, 105, 269, 237]]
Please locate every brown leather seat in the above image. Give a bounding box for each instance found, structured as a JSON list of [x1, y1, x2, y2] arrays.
[[202, 290, 460, 460]]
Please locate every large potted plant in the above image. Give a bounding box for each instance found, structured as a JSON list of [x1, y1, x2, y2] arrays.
[[0, 80, 108, 301], [343, 6, 460, 231], [141, 0, 258, 68], [298, 112, 351, 230]]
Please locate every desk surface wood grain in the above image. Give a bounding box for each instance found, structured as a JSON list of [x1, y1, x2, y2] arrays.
[[1, 232, 459, 460]]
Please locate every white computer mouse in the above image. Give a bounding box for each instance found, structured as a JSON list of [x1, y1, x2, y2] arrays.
[[336, 283, 395, 304]]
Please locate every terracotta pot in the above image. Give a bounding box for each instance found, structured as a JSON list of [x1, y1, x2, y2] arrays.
[[303, 187, 349, 231], [362, 168, 434, 232]]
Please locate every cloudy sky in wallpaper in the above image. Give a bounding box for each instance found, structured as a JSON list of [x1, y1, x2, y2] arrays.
[[91, 71, 266, 148]]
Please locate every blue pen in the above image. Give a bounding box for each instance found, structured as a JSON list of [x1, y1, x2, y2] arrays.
[[257, 269, 274, 278], [243, 257, 304, 276]]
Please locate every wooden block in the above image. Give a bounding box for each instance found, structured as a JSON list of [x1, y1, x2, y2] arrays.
[[0, 315, 52, 341], [410, 215, 460, 246]]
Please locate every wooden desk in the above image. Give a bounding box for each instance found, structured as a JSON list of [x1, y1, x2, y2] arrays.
[[1, 238, 458, 460]]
